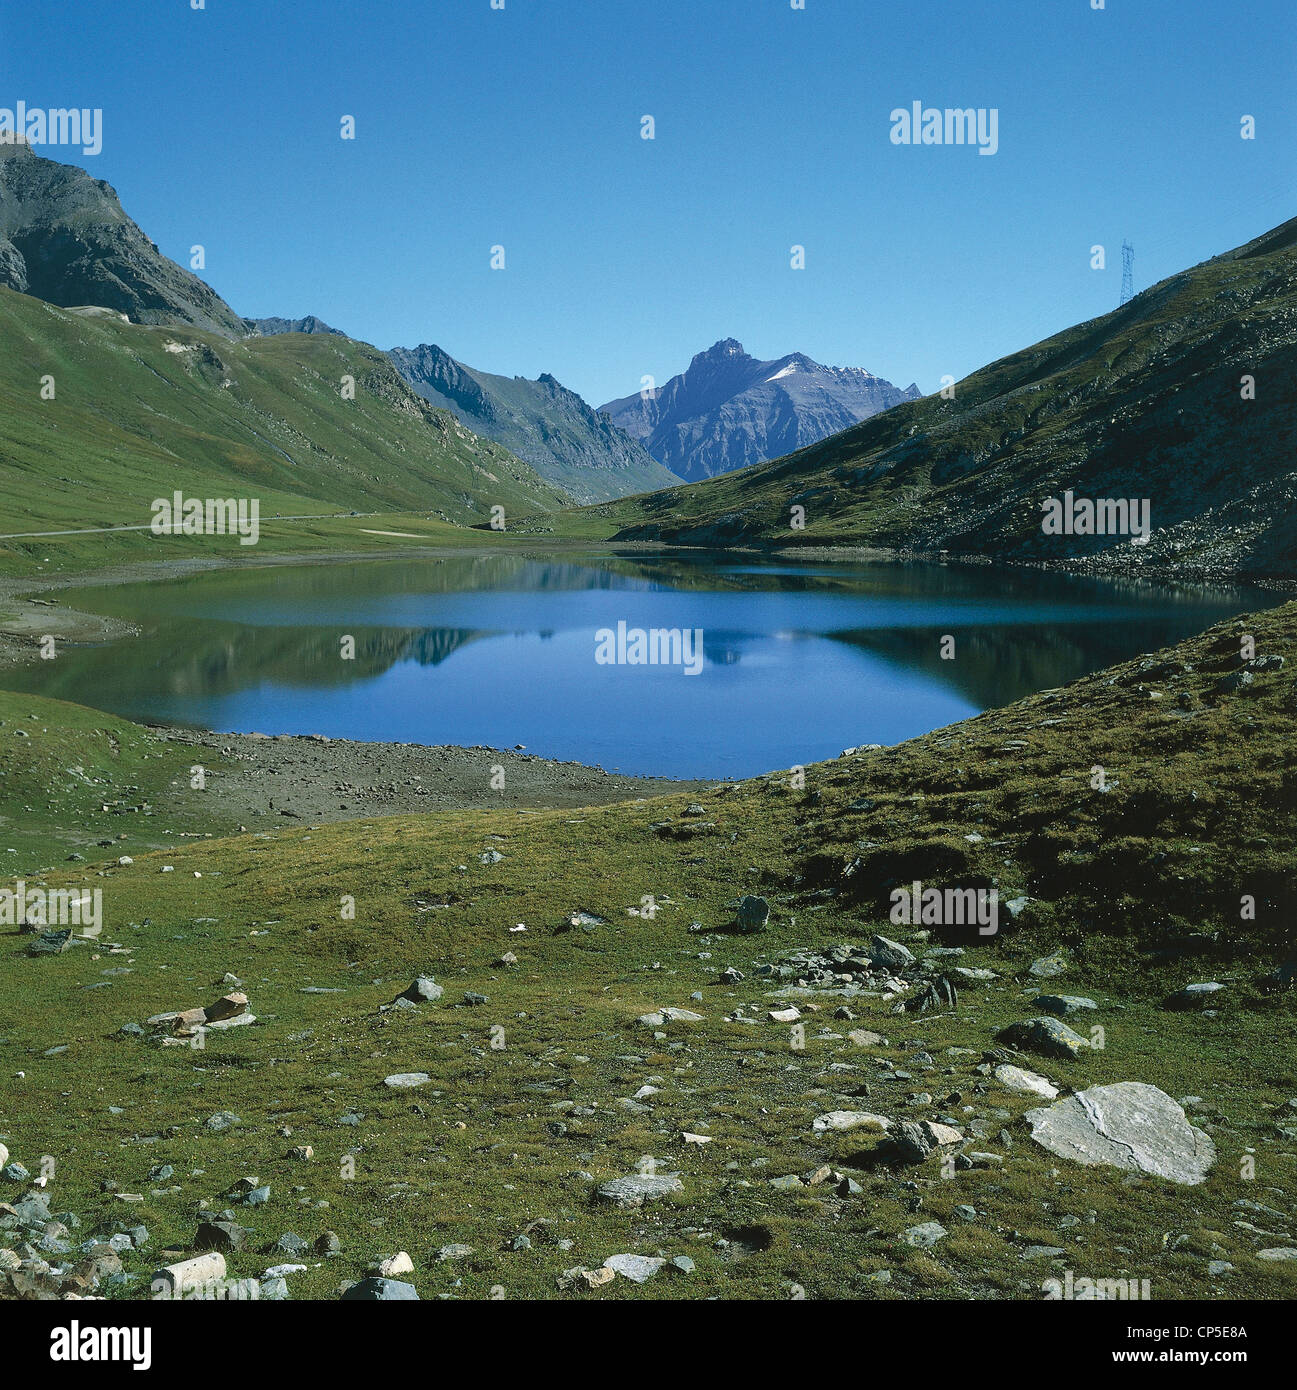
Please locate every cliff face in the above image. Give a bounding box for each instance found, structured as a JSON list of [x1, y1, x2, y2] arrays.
[[0, 138, 246, 336]]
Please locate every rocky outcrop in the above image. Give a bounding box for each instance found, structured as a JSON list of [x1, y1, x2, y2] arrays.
[[0, 138, 245, 335]]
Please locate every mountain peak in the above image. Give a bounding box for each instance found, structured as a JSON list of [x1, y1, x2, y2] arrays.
[[692, 337, 747, 366], [600, 341, 917, 482], [0, 145, 245, 335]]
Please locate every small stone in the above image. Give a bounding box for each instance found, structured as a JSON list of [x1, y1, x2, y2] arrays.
[[902, 1221, 947, 1249], [603, 1253, 665, 1283], [341, 1276, 419, 1300]]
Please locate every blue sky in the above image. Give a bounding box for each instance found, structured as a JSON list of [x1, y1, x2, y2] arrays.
[[4, 0, 1294, 406]]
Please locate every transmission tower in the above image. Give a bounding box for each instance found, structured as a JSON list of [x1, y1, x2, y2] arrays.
[[1120, 240, 1134, 305]]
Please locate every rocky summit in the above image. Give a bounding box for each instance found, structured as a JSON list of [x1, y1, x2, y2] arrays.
[[599, 338, 919, 482], [0, 138, 245, 335]]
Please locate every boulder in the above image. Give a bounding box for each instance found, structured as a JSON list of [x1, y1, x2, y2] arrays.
[[1033, 995, 1097, 1017], [1164, 982, 1226, 1010], [812, 1110, 891, 1134], [902, 1221, 947, 1249], [735, 896, 770, 933], [595, 1174, 683, 1208], [383, 1073, 431, 1089], [994, 1063, 1059, 1099], [152, 1251, 226, 1297], [868, 935, 916, 972], [603, 1253, 665, 1283], [398, 977, 443, 1003], [1025, 1082, 1215, 1185], [998, 1016, 1089, 1059]]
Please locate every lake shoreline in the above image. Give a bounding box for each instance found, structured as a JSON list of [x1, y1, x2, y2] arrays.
[[2, 532, 1293, 677]]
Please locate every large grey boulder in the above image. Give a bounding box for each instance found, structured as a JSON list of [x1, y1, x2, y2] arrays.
[[998, 1016, 1089, 1059], [1025, 1082, 1215, 1185], [595, 1174, 683, 1209], [735, 896, 770, 933], [868, 935, 915, 972]]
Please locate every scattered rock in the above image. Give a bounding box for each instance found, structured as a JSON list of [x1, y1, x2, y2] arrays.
[[595, 1174, 683, 1209], [1025, 1082, 1216, 1185], [603, 1253, 665, 1283], [994, 1064, 1060, 1099], [997, 1016, 1089, 1059]]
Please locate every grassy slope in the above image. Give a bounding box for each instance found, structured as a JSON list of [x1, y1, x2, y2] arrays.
[[1, 603, 1293, 1300], [0, 287, 570, 576], [390, 347, 680, 505], [0, 688, 241, 868], [553, 218, 1297, 575]]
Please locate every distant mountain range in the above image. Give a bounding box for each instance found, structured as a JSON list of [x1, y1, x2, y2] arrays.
[[599, 338, 920, 482], [599, 218, 1297, 577], [386, 343, 678, 504]]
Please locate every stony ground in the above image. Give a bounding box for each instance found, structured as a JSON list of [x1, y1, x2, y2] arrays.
[[1, 603, 1294, 1300]]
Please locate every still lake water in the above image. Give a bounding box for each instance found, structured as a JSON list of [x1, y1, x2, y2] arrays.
[[12, 554, 1278, 779]]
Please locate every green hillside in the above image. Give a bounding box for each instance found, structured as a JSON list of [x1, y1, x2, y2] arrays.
[[575, 217, 1297, 577], [0, 286, 570, 574]]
